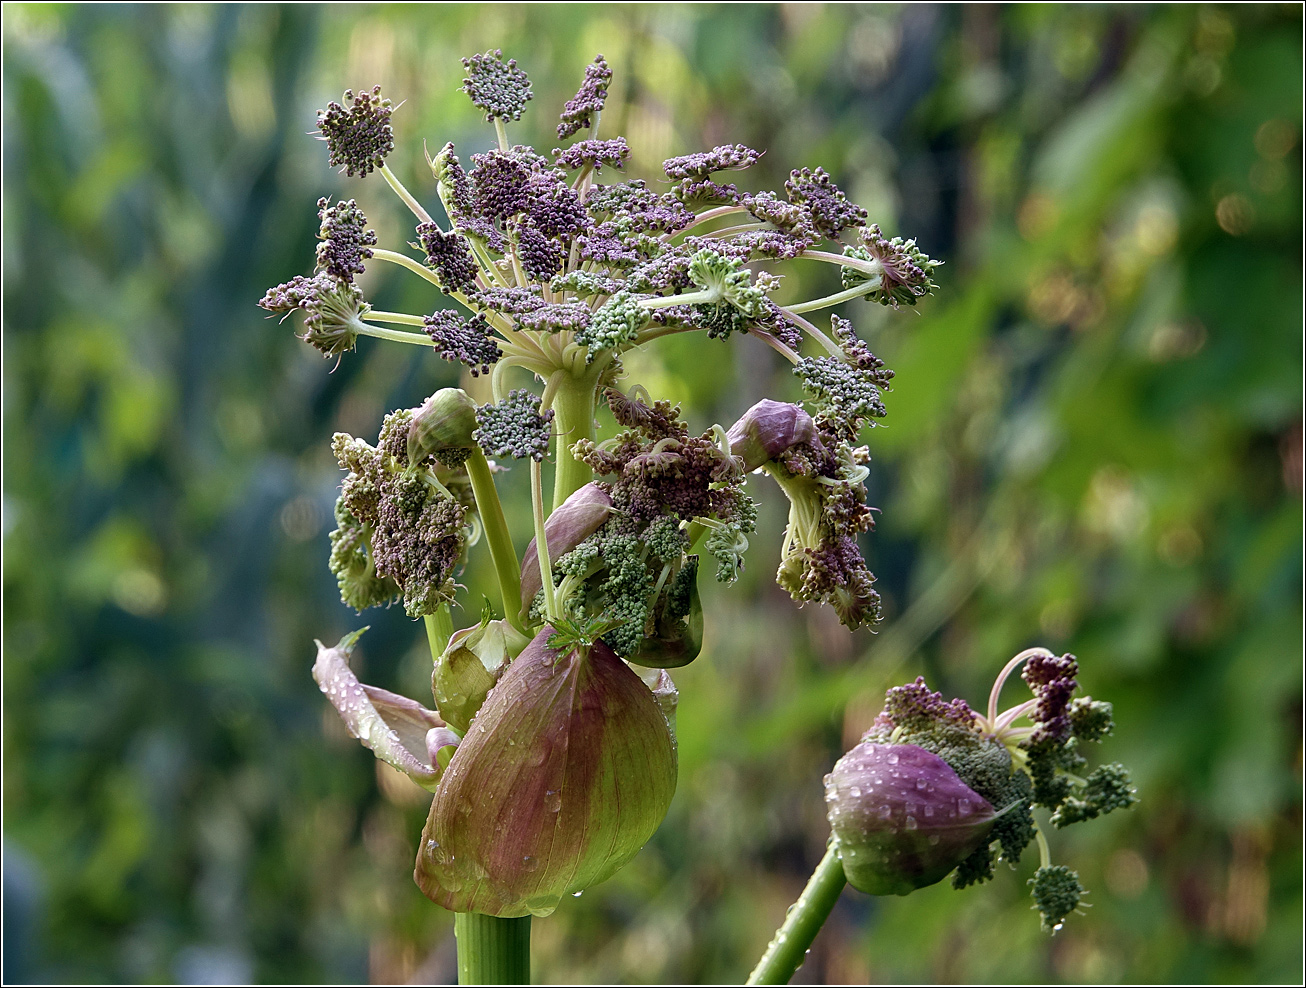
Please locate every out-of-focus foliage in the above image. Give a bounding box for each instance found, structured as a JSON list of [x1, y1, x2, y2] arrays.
[[3, 4, 1300, 984]]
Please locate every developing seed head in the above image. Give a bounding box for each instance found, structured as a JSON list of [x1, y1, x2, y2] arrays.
[[461, 49, 533, 122], [316, 86, 395, 177], [315, 197, 377, 282]]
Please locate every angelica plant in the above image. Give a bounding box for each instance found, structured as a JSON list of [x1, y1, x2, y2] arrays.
[[263, 48, 955, 984]]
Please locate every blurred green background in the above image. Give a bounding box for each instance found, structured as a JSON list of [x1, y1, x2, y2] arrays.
[[3, 4, 1301, 984]]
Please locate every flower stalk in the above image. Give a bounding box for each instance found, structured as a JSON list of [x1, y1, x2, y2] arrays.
[[746, 841, 846, 985]]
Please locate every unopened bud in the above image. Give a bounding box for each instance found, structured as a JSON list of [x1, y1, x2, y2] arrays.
[[825, 742, 998, 896], [408, 388, 478, 465], [415, 627, 676, 917], [726, 399, 817, 472], [433, 616, 530, 733]]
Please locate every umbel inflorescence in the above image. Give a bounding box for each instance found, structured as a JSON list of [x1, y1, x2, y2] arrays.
[[265, 50, 964, 922]]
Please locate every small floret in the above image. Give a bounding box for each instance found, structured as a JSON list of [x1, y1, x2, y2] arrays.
[[423, 310, 501, 376], [1050, 763, 1138, 827], [1029, 865, 1086, 932], [416, 223, 479, 294], [461, 49, 533, 122], [553, 138, 630, 173], [795, 356, 888, 432], [557, 55, 612, 139], [470, 149, 532, 221], [316, 86, 394, 177], [686, 249, 770, 318], [315, 197, 377, 282], [662, 144, 763, 180], [474, 390, 554, 462], [784, 166, 867, 239], [574, 291, 649, 360], [515, 221, 564, 281]]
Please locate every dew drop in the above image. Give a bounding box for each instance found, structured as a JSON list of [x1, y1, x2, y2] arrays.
[[886, 752, 899, 764], [905, 815, 918, 830], [544, 789, 562, 813], [849, 786, 862, 799]]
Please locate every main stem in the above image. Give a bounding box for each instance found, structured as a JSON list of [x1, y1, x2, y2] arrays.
[[550, 375, 597, 510], [746, 840, 847, 985], [455, 912, 531, 985]]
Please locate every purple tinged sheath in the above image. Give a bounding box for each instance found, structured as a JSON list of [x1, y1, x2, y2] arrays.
[[415, 627, 677, 917], [726, 399, 818, 472], [825, 742, 998, 896], [519, 482, 613, 609]]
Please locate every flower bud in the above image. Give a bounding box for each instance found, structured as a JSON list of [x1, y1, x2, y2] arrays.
[[408, 388, 478, 465], [432, 615, 530, 734], [726, 399, 817, 472], [825, 742, 998, 896], [415, 627, 677, 917], [519, 482, 613, 610]]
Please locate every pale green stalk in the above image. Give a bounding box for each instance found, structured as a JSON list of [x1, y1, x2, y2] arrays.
[[464, 448, 525, 634]]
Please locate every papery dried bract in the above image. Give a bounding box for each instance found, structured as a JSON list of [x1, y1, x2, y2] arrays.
[[415, 628, 676, 917], [825, 742, 998, 896]]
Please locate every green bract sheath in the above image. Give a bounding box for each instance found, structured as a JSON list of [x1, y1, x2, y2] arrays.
[[825, 742, 998, 896], [415, 627, 677, 917], [433, 617, 530, 734]]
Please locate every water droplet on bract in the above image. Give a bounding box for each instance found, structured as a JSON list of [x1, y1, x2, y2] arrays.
[[525, 895, 559, 917], [1052, 922, 1064, 932], [905, 815, 918, 830], [877, 804, 892, 819], [849, 786, 862, 799], [923, 805, 934, 818], [927, 835, 940, 846], [544, 790, 562, 813], [916, 777, 927, 789], [958, 798, 972, 816], [572, 891, 583, 897], [522, 855, 538, 872], [886, 752, 899, 764]]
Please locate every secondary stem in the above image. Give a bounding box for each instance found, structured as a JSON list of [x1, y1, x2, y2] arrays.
[[454, 912, 531, 986], [379, 163, 434, 226], [423, 606, 454, 663], [746, 840, 847, 985], [465, 449, 526, 634]]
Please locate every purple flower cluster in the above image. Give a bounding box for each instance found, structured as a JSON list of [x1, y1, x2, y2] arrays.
[[662, 143, 763, 180], [315, 197, 376, 282], [1022, 652, 1080, 747], [416, 223, 478, 294], [316, 86, 394, 178], [423, 310, 501, 376], [784, 166, 868, 239], [874, 677, 981, 735], [553, 138, 630, 173], [461, 49, 533, 122], [557, 55, 612, 140]]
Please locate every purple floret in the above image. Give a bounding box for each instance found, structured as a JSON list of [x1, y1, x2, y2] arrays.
[[1022, 652, 1080, 746], [785, 166, 868, 239], [474, 389, 554, 462], [557, 55, 612, 139], [316, 86, 394, 178], [876, 677, 980, 735], [515, 221, 564, 281], [470, 150, 532, 221], [461, 49, 533, 122], [315, 198, 376, 283], [416, 223, 479, 294], [662, 144, 763, 180], [553, 138, 630, 173], [423, 310, 502, 376], [515, 302, 593, 334], [522, 174, 588, 239]]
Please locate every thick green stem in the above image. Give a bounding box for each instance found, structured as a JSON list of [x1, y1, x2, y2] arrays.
[[455, 912, 531, 985], [746, 841, 847, 985], [465, 449, 526, 634], [549, 376, 597, 510], [423, 606, 454, 663]]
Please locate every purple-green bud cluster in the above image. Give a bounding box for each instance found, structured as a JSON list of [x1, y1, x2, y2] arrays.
[[826, 658, 1135, 932], [316, 85, 394, 177], [461, 49, 533, 122]]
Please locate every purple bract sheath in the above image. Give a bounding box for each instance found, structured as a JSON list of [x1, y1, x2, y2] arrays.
[[415, 628, 677, 917], [825, 742, 998, 896]]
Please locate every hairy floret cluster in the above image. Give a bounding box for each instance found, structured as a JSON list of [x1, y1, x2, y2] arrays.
[[327, 412, 469, 617], [461, 49, 533, 122], [260, 272, 368, 358], [423, 310, 501, 376], [662, 144, 763, 180], [315, 197, 376, 282], [842, 224, 942, 308], [557, 55, 612, 140], [316, 86, 394, 177], [473, 389, 554, 461]]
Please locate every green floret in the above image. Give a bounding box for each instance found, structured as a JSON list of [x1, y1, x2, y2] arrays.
[[1050, 763, 1138, 828], [686, 248, 770, 317], [575, 291, 649, 361], [1029, 865, 1085, 931], [328, 500, 399, 611], [1069, 697, 1115, 742], [704, 520, 751, 584], [643, 515, 688, 562]]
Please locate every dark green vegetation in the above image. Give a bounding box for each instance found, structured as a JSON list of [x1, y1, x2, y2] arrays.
[[3, 5, 1300, 983]]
